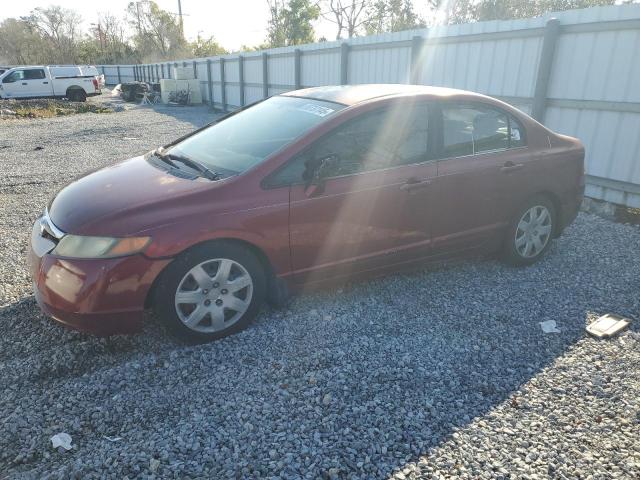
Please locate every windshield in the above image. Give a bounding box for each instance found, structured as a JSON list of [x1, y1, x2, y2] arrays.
[[167, 96, 344, 174]]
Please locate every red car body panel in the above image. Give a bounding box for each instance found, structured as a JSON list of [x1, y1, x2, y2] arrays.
[[29, 85, 585, 335], [29, 220, 170, 334]]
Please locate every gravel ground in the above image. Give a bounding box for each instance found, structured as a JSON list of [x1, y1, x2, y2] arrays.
[[1, 93, 639, 479]]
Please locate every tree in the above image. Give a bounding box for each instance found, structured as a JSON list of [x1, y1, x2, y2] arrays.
[[0, 18, 49, 64], [445, 0, 618, 24], [190, 35, 228, 57], [323, 0, 371, 39], [285, 0, 321, 45], [82, 13, 136, 64], [22, 6, 83, 63], [266, 0, 320, 47], [267, 0, 288, 47], [365, 0, 425, 35], [126, 0, 188, 61]]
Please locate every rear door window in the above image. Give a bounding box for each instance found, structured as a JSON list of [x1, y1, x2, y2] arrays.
[[440, 103, 525, 158], [24, 69, 45, 80]]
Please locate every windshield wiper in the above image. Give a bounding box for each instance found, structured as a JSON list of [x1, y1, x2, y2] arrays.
[[154, 149, 221, 181], [153, 151, 178, 168]]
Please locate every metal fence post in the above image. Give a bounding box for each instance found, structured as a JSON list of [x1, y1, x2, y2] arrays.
[[262, 52, 269, 98], [340, 42, 350, 85], [220, 58, 227, 111], [161, 64, 165, 79], [193, 60, 198, 79], [532, 18, 561, 122], [294, 49, 302, 89], [117, 65, 121, 84], [410, 35, 426, 84], [156, 64, 159, 81], [206, 59, 213, 107], [238, 55, 245, 107]]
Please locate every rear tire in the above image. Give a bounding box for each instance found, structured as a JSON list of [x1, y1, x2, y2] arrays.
[[154, 242, 266, 342], [502, 195, 556, 267], [68, 89, 87, 102]]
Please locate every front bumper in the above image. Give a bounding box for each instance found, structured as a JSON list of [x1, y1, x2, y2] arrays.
[[29, 219, 170, 336]]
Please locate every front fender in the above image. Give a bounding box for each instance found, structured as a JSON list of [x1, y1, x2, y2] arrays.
[[142, 206, 291, 276]]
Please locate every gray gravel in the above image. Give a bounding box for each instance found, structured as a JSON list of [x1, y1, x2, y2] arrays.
[[1, 94, 639, 479]]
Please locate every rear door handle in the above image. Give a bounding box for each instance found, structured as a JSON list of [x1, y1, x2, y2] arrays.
[[500, 161, 524, 173], [21, 82, 28, 85], [401, 178, 432, 192], [43, 81, 48, 84]]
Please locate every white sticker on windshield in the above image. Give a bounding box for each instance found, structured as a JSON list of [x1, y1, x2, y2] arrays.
[[298, 103, 335, 117]]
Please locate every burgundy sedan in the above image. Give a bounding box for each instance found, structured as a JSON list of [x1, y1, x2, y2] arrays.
[[29, 85, 584, 341]]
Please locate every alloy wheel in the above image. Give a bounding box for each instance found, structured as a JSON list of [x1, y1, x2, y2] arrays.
[[174, 258, 253, 333]]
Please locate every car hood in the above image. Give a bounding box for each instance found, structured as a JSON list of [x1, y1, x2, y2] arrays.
[[48, 155, 217, 236]]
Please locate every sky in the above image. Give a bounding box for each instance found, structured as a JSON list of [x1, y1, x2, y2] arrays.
[[0, 0, 427, 52]]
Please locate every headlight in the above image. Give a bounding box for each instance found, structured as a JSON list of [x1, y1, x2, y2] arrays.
[[52, 235, 151, 259]]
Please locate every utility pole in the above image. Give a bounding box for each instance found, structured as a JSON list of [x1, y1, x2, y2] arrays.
[[135, 1, 142, 35], [177, 0, 184, 38]]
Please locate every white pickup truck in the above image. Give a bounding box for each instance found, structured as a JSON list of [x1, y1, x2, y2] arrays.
[[0, 65, 101, 102]]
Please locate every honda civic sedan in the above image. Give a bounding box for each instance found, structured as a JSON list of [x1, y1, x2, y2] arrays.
[[29, 84, 585, 341]]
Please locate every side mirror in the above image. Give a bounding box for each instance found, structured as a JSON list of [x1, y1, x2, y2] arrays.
[[303, 154, 338, 197]]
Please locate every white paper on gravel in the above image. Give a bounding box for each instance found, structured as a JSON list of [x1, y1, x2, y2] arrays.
[[539, 320, 561, 333], [50, 432, 73, 451]]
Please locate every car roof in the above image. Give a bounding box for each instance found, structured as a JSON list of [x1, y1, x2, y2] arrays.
[[281, 84, 475, 106]]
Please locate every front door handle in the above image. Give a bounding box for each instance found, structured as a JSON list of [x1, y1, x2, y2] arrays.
[[401, 178, 432, 192], [500, 161, 524, 173], [43, 81, 48, 84], [21, 82, 28, 85]]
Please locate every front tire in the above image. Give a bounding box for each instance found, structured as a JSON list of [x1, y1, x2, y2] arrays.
[[154, 242, 266, 342], [502, 195, 556, 266]]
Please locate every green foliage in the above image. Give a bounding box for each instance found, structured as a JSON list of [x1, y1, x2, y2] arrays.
[[190, 35, 228, 57], [267, 0, 320, 48], [0, 18, 50, 64], [447, 0, 618, 24], [365, 0, 425, 35], [126, 1, 189, 61]]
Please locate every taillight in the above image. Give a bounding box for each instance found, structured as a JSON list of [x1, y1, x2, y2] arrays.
[[92, 78, 99, 89]]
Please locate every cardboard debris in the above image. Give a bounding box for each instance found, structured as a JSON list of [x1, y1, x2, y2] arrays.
[[586, 313, 631, 338]]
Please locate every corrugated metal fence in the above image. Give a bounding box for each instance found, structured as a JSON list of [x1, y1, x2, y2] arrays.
[[99, 4, 640, 208]]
